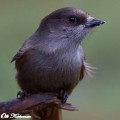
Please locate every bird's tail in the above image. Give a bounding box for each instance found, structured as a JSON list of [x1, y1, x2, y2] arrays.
[[30, 105, 62, 120]]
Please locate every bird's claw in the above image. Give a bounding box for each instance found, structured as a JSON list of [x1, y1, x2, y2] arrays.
[[59, 89, 68, 103], [17, 90, 29, 99]]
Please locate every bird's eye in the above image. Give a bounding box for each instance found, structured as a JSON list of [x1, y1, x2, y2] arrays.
[[69, 16, 78, 24]]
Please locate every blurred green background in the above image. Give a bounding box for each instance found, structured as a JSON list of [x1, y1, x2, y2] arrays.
[[0, 0, 120, 120]]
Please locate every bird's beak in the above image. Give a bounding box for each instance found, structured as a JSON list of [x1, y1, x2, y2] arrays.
[[84, 16, 105, 27]]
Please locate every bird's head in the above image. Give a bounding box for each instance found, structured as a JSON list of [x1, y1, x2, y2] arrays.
[[38, 7, 105, 45]]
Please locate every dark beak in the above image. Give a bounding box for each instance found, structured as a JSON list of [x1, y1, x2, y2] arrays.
[[84, 19, 105, 27]]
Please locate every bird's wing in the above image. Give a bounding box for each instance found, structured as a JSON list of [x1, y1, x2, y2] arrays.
[[11, 50, 25, 62], [11, 40, 34, 62], [79, 61, 86, 80]]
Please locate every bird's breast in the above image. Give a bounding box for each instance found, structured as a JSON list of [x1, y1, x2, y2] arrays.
[[16, 46, 84, 93]]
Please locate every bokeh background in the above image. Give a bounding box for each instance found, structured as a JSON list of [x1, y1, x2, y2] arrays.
[[0, 0, 120, 120]]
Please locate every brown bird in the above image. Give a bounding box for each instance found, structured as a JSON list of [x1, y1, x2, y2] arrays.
[[12, 7, 105, 120]]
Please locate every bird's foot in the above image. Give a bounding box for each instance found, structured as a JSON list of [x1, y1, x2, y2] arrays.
[[17, 90, 29, 99], [58, 89, 68, 103]]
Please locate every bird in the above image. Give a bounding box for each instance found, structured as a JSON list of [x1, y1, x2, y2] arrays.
[[11, 7, 105, 120]]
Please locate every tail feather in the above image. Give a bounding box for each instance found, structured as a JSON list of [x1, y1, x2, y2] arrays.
[[30, 105, 62, 120]]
